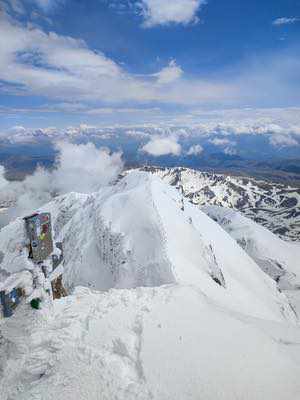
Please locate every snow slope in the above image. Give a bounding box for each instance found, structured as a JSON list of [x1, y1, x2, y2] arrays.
[[140, 166, 300, 241], [1, 171, 300, 399], [1, 286, 300, 400], [203, 205, 300, 289], [0, 172, 296, 323]]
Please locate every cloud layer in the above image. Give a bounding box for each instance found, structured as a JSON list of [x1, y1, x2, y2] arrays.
[[1, 9, 299, 113], [187, 144, 203, 155], [155, 60, 183, 85], [34, 0, 63, 12], [273, 17, 299, 26], [142, 136, 182, 156], [269, 134, 299, 147], [139, 0, 205, 27]]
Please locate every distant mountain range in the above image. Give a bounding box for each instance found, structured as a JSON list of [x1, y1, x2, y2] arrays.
[[1, 124, 300, 184]]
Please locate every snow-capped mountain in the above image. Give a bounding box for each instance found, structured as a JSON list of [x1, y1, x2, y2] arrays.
[[203, 206, 300, 283], [202, 205, 300, 315], [1, 171, 300, 400], [139, 166, 300, 241], [1, 171, 294, 319]]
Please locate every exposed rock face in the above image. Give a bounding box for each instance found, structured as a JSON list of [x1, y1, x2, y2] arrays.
[[51, 276, 67, 300]]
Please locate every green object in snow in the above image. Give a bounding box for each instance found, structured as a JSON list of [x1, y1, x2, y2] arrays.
[[30, 298, 41, 310]]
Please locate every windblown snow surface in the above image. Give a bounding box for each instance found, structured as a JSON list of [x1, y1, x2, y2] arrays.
[[202, 205, 300, 323], [1, 172, 300, 400]]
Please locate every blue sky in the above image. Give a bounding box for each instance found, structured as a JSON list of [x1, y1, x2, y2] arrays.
[[0, 0, 300, 128]]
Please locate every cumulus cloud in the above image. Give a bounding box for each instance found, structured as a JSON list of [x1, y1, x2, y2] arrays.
[[155, 60, 183, 85], [139, 0, 206, 27], [2, 0, 63, 14], [223, 146, 237, 156], [53, 142, 123, 193], [187, 144, 203, 155], [209, 137, 237, 155], [269, 134, 299, 147], [273, 17, 299, 26], [142, 136, 182, 156], [0, 166, 7, 189], [209, 138, 235, 146], [0, 142, 123, 227]]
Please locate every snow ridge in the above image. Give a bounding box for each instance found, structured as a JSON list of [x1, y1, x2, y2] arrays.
[[1, 171, 300, 400], [140, 166, 300, 241]]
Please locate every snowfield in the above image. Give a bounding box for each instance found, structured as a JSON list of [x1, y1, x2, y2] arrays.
[[2, 286, 300, 400], [202, 205, 300, 290], [1, 171, 300, 399]]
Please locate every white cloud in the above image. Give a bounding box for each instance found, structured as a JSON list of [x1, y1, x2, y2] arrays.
[[223, 146, 237, 155], [139, 0, 205, 27], [273, 17, 299, 26], [0, 12, 300, 113], [0, 141, 123, 226], [34, 0, 53, 10], [126, 130, 150, 138], [53, 141, 123, 193], [269, 134, 299, 147], [0, 165, 7, 189], [7, 0, 25, 14], [86, 107, 160, 115], [187, 144, 203, 155], [2, 107, 300, 145], [194, 107, 300, 125], [209, 138, 233, 146], [142, 136, 182, 156], [0, 12, 235, 106], [172, 108, 300, 138], [0, 13, 123, 98], [209, 137, 237, 155], [10, 125, 26, 133], [155, 60, 183, 85], [32, 0, 65, 12]]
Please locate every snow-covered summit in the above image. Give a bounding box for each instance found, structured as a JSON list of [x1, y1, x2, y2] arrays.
[[0, 171, 296, 323], [1, 171, 300, 400]]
